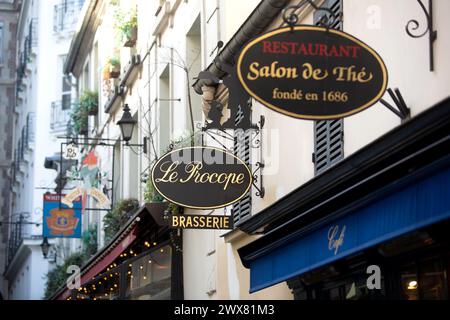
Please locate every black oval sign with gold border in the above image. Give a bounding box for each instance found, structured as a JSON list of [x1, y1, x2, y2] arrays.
[[151, 147, 253, 210], [237, 26, 388, 120]]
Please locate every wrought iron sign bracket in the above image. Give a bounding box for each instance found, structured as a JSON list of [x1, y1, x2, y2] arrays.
[[380, 88, 410, 121], [282, 0, 341, 29], [251, 115, 265, 198], [406, 0, 437, 71], [252, 162, 265, 198]]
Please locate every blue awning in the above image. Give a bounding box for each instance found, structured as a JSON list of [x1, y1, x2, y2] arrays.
[[248, 164, 450, 293]]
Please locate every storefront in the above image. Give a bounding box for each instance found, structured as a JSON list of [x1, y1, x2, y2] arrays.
[[238, 97, 450, 300], [52, 203, 183, 300]]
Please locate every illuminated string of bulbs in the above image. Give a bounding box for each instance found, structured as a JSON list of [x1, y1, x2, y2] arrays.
[[74, 239, 161, 300]]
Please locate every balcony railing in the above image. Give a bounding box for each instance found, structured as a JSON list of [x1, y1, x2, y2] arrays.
[[51, 101, 72, 133], [6, 216, 34, 265], [53, 0, 85, 34]]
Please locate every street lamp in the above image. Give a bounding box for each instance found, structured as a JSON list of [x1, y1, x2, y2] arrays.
[[40, 237, 50, 259], [117, 104, 137, 143]]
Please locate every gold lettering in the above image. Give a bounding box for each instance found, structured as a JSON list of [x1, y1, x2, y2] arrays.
[[247, 62, 261, 81], [223, 218, 229, 229], [333, 66, 373, 83], [179, 216, 186, 228], [206, 216, 212, 228], [212, 217, 220, 229], [172, 216, 179, 227], [302, 63, 328, 80], [247, 61, 298, 81], [193, 216, 199, 227], [155, 161, 179, 183]]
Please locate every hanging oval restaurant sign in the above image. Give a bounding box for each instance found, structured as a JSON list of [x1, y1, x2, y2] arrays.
[[237, 26, 388, 120], [151, 147, 253, 210]]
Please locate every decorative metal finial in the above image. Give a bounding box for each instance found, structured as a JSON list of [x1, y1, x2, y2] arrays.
[[282, 0, 340, 29], [405, 0, 437, 71]]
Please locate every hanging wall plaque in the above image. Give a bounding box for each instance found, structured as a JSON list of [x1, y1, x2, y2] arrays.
[[237, 26, 388, 120], [151, 146, 252, 210]]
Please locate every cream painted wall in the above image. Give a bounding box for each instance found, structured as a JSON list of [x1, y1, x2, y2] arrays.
[[343, 0, 450, 157]]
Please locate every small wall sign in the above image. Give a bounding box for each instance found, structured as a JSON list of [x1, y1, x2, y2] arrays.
[[237, 26, 388, 120], [43, 194, 82, 238], [151, 146, 253, 210], [62, 143, 79, 160], [170, 214, 233, 230]]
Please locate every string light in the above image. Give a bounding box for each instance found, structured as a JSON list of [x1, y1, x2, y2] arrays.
[[140, 266, 143, 270], [143, 276, 147, 280], [148, 260, 152, 264]]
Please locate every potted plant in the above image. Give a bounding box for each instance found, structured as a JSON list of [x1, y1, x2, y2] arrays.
[[70, 102, 89, 135], [144, 177, 164, 204], [109, 57, 121, 78], [103, 198, 139, 244], [114, 8, 138, 47], [103, 57, 121, 80], [80, 90, 98, 116]]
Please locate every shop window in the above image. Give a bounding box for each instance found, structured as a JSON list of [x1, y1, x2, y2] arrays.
[[312, 0, 344, 175], [232, 105, 252, 225], [75, 244, 172, 300], [399, 256, 447, 300], [125, 245, 172, 300]]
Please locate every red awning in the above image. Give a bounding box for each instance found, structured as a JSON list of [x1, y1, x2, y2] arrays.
[[53, 203, 168, 300], [55, 222, 139, 300]]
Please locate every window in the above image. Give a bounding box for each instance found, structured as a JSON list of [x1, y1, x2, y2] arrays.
[[312, 0, 344, 175], [159, 65, 171, 154], [125, 245, 172, 300], [186, 16, 202, 127], [60, 55, 72, 110]]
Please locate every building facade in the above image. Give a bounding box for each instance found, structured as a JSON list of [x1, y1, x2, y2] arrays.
[[2, 0, 84, 300], [43, 0, 450, 301], [0, 0, 21, 300]]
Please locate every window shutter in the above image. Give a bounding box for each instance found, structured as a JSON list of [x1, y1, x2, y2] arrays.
[[232, 101, 252, 225], [313, 0, 344, 175]]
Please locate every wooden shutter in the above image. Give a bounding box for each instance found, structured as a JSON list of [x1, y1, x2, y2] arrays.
[[313, 0, 344, 175], [232, 102, 252, 225]]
